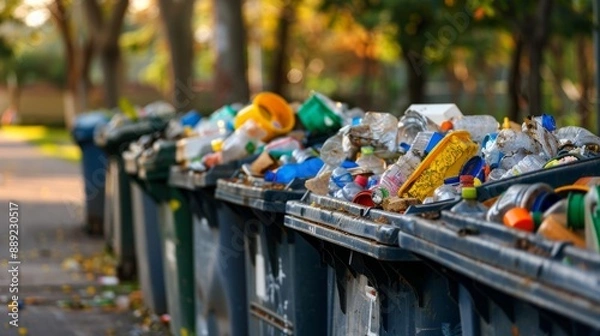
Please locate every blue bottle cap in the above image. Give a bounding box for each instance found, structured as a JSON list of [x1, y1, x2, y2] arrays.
[[444, 176, 460, 185], [264, 170, 276, 182], [341, 160, 359, 169], [531, 191, 561, 212], [460, 156, 486, 182], [480, 133, 497, 150], [180, 110, 202, 127], [399, 142, 411, 152], [541, 114, 556, 132], [225, 120, 235, 132], [351, 117, 362, 126]]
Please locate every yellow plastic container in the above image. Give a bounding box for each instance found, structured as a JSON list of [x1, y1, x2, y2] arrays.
[[398, 131, 478, 201], [234, 92, 295, 142]]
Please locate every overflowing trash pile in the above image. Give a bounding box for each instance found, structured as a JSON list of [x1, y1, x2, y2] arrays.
[[159, 93, 596, 254], [110, 93, 600, 253]]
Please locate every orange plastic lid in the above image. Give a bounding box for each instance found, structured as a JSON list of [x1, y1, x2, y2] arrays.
[[503, 207, 535, 232], [440, 120, 454, 132]]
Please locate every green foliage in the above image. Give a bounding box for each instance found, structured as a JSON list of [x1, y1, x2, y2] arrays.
[[7, 51, 67, 86]]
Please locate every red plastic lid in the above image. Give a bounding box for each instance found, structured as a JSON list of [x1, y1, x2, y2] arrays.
[[459, 175, 474, 187], [353, 190, 375, 207], [355, 175, 368, 188]]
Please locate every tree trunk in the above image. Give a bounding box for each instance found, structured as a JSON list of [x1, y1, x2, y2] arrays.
[[49, 0, 79, 128], [576, 36, 592, 126], [100, 45, 121, 108], [78, 39, 95, 110], [404, 48, 426, 103], [445, 64, 462, 104], [83, 0, 128, 109], [214, 0, 250, 105], [158, 0, 196, 110], [548, 39, 565, 113], [359, 33, 374, 108], [508, 34, 524, 122], [6, 72, 20, 113], [527, 0, 554, 116], [483, 64, 496, 116], [269, 0, 298, 96]]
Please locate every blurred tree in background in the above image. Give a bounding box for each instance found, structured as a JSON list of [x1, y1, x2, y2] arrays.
[[0, 0, 596, 130]]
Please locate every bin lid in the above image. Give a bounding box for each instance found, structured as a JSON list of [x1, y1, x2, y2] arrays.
[[72, 111, 111, 142]]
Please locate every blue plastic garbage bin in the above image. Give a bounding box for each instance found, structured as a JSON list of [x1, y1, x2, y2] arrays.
[[395, 211, 600, 335], [216, 179, 328, 336], [285, 193, 460, 335], [123, 147, 167, 315], [71, 112, 110, 235]]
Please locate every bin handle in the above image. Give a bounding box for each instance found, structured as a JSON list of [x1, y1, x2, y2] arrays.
[[300, 190, 312, 202], [549, 241, 572, 260]]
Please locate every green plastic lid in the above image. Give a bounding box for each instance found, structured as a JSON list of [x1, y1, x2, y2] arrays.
[[531, 211, 543, 229], [567, 193, 585, 229], [461, 187, 477, 200], [361, 146, 375, 155]]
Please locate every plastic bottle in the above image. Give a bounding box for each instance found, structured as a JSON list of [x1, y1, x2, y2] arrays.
[[533, 194, 586, 247], [538, 215, 586, 248], [494, 129, 540, 155], [585, 186, 600, 252], [450, 187, 488, 218], [433, 177, 461, 202], [498, 149, 528, 171], [397, 110, 440, 146], [556, 126, 600, 148], [329, 167, 354, 195], [501, 155, 546, 179], [523, 115, 560, 159], [367, 174, 380, 190], [347, 112, 399, 152], [264, 157, 324, 184], [264, 136, 303, 153], [487, 183, 556, 223], [341, 182, 364, 201], [320, 133, 347, 169], [194, 107, 235, 138], [409, 131, 436, 158], [356, 146, 386, 174], [209, 120, 266, 168], [481, 133, 503, 168], [451, 115, 499, 143], [370, 151, 422, 205], [292, 148, 318, 163], [486, 168, 506, 182]]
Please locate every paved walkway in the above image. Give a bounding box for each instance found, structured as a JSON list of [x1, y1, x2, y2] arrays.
[[0, 133, 160, 335]]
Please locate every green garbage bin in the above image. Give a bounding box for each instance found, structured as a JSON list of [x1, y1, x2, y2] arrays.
[[138, 140, 195, 336], [169, 160, 256, 336], [95, 116, 169, 280]]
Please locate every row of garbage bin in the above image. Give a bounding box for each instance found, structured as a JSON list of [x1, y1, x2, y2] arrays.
[[71, 94, 600, 336]]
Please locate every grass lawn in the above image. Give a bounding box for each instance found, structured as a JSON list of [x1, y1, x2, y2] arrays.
[[1, 125, 81, 162]]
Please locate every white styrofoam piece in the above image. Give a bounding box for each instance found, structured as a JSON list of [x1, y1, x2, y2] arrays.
[[405, 104, 464, 126]]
